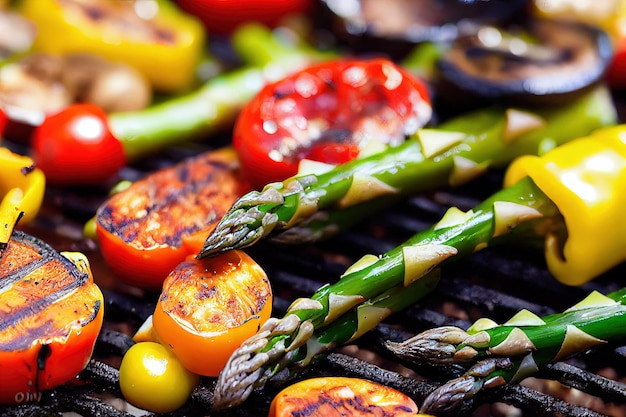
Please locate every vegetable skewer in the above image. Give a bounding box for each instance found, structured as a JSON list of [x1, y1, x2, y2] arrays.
[[212, 124, 626, 410], [386, 288, 626, 415], [198, 85, 615, 257]]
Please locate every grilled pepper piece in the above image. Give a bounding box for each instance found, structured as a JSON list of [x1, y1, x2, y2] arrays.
[[95, 147, 250, 291], [198, 85, 616, 258], [0, 147, 45, 228], [386, 287, 626, 415], [212, 125, 626, 410], [0, 232, 104, 404], [19, 0, 205, 93]]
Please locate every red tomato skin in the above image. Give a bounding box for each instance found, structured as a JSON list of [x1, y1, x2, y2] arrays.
[[234, 58, 432, 188], [176, 0, 314, 34], [0, 108, 7, 135], [31, 104, 126, 186], [606, 38, 626, 89]]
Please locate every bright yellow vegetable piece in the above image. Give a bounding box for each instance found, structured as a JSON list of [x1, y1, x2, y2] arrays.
[[20, 0, 205, 93], [119, 341, 200, 413], [0, 147, 45, 234], [504, 125, 626, 286]]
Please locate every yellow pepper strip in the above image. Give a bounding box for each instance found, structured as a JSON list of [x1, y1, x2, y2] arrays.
[[504, 125, 626, 286], [0, 147, 45, 242], [19, 0, 205, 93]]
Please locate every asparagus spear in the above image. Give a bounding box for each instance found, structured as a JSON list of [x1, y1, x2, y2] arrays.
[[198, 85, 615, 257], [212, 175, 563, 410], [386, 288, 626, 415]]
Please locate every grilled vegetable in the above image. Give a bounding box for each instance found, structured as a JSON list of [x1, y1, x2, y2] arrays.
[[385, 287, 626, 415], [119, 341, 200, 413], [268, 376, 420, 417], [436, 18, 613, 107], [0, 233, 104, 404], [176, 0, 314, 34], [19, 0, 205, 93], [95, 147, 249, 290], [198, 85, 616, 258], [29, 23, 330, 186], [211, 124, 626, 410], [151, 250, 273, 377], [0, 147, 45, 226], [233, 57, 432, 188]]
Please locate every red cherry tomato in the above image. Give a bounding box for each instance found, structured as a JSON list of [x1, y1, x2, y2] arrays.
[[31, 104, 126, 186], [233, 58, 432, 188], [175, 0, 314, 34], [606, 37, 626, 89], [0, 108, 7, 135]]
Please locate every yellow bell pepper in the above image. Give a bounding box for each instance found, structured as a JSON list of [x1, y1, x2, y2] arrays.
[[504, 125, 626, 286], [0, 147, 45, 243], [19, 0, 205, 93]]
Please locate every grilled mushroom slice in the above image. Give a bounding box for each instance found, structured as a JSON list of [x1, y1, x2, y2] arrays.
[[320, 0, 528, 56], [435, 18, 614, 109]]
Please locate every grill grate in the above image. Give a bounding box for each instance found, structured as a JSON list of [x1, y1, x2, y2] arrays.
[[3, 148, 626, 416]]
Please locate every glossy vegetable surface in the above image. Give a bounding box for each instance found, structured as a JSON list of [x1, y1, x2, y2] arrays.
[[119, 341, 200, 413], [0, 238, 103, 404], [152, 250, 272, 376], [0, 147, 45, 225], [268, 376, 419, 417], [233, 57, 432, 188], [176, 0, 314, 34], [20, 0, 205, 93], [504, 124, 626, 285], [96, 147, 248, 290], [31, 103, 125, 186]]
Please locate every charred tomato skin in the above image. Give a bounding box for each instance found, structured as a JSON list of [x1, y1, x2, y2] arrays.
[[95, 147, 248, 291], [234, 58, 431, 188], [152, 251, 273, 377]]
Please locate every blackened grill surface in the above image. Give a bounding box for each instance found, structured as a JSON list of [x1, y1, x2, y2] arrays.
[[2, 153, 626, 417]]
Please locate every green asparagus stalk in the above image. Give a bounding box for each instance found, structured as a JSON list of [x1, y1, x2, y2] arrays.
[[387, 288, 626, 414], [198, 85, 615, 257], [214, 271, 441, 409], [212, 175, 564, 410]]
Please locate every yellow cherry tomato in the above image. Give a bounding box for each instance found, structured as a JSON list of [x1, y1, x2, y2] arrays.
[[119, 341, 200, 414]]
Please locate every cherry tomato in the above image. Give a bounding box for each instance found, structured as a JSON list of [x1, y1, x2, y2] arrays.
[[0, 108, 7, 135], [119, 341, 200, 413], [152, 251, 273, 377], [268, 377, 420, 417], [31, 103, 126, 186], [233, 58, 432, 188], [95, 147, 248, 291], [175, 0, 314, 34], [607, 37, 626, 89]]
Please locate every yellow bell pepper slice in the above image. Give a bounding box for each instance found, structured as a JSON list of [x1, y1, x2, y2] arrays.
[[504, 125, 626, 286], [0, 147, 45, 243], [20, 0, 205, 93]]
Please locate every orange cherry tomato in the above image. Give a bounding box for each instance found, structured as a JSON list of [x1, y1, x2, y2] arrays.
[[152, 250, 272, 377], [268, 376, 419, 417], [0, 236, 103, 404], [233, 58, 432, 188], [95, 147, 250, 291]]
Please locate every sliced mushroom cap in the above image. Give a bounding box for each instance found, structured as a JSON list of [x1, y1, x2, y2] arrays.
[[436, 18, 614, 107], [0, 9, 37, 60], [320, 0, 528, 56]]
